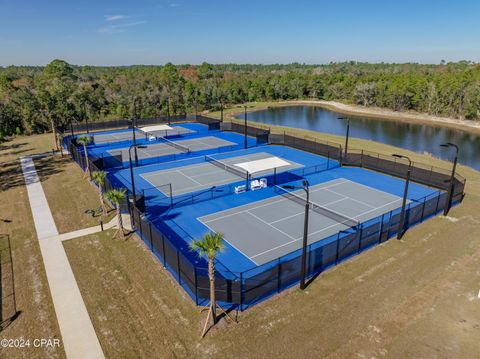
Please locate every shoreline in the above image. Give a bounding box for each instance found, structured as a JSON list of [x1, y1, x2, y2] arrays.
[[222, 100, 480, 135], [280, 100, 480, 134]]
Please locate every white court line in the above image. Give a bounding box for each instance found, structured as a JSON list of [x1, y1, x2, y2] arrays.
[[201, 179, 350, 224], [136, 151, 274, 175], [269, 196, 348, 225], [236, 182, 404, 261], [176, 169, 205, 186], [201, 221, 256, 264], [350, 197, 403, 219], [247, 211, 297, 240], [324, 187, 376, 209]]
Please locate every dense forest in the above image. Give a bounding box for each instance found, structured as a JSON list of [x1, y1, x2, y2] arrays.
[[1, 59, 480, 138]]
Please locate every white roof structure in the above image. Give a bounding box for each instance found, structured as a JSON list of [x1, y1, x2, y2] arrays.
[[138, 124, 173, 133], [234, 156, 290, 174]]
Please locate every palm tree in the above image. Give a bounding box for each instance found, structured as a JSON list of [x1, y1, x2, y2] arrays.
[[104, 188, 126, 239], [190, 232, 234, 338], [76, 135, 91, 177], [91, 171, 107, 216]]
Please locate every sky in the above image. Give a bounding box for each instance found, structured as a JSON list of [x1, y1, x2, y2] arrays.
[[0, 0, 479, 66]]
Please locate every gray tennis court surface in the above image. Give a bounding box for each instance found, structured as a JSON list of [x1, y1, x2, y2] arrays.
[[199, 179, 405, 265], [141, 152, 302, 196], [93, 125, 195, 145], [108, 136, 236, 162]]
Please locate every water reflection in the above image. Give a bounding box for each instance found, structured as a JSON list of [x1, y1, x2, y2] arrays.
[[240, 106, 480, 170]]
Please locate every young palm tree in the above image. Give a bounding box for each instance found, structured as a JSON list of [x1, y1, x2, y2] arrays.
[[190, 232, 227, 338], [76, 135, 91, 177], [104, 188, 126, 239], [91, 170, 108, 216]]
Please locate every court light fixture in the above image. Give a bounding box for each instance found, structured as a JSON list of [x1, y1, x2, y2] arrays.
[[281, 180, 310, 290], [129, 144, 148, 206], [392, 154, 412, 239], [440, 142, 459, 215]]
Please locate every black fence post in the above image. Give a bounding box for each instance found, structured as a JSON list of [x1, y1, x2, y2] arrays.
[[177, 251, 181, 284], [194, 267, 198, 306], [335, 233, 340, 264], [161, 235, 167, 268], [420, 197, 427, 222], [434, 191, 442, 214], [239, 272, 244, 311], [378, 213, 385, 244], [277, 258, 282, 293], [149, 222, 153, 250], [357, 225, 363, 253]]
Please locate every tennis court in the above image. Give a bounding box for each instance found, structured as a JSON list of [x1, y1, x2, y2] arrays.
[[108, 136, 236, 162], [92, 125, 195, 145], [199, 178, 406, 265], [141, 152, 303, 196]]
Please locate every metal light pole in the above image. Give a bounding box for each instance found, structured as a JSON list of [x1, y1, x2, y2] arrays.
[[132, 98, 140, 166], [129, 144, 147, 205], [282, 180, 310, 290], [244, 105, 248, 149], [393, 154, 412, 240], [84, 103, 89, 134], [440, 142, 459, 215], [194, 91, 198, 119], [220, 100, 224, 123], [167, 96, 171, 125], [70, 120, 74, 137], [338, 117, 350, 157]]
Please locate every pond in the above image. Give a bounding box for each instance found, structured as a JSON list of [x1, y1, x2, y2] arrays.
[[238, 105, 480, 171]]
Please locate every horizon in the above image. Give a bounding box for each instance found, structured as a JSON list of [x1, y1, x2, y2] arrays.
[[1, 0, 480, 66], [2, 60, 479, 68]]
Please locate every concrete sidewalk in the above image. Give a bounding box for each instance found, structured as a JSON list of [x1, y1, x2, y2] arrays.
[[21, 156, 105, 359]]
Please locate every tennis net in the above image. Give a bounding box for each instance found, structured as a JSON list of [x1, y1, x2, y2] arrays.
[[205, 155, 248, 179], [159, 137, 190, 153], [275, 185, 360, 228]]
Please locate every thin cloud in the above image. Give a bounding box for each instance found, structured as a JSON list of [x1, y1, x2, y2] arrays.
[[105, 15, 131, 21], [169, 3, 180, 7], [98, 21, 147, 34]]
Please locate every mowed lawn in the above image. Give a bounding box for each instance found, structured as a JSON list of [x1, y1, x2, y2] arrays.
[[34, 155, 113, 233], [1, 130, 480, 358], [0, 134, 66, 359]]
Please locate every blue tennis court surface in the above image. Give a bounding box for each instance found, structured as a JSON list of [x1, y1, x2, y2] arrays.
[[87, 123, 257, 168], [152, 166, 439, 273], [199, 178, 405, 265], [141, 151, 302, 196], [73, 122, 451, 308]]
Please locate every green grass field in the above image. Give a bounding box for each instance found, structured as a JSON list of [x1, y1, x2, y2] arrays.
[[1, 124, 479, 358]]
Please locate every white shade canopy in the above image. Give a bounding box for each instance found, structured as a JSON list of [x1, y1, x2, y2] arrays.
[[138, 124, 173, 133], [234, 156, 290, 174]]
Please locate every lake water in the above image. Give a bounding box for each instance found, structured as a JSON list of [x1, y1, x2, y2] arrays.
[[239, 105, 480, 171]]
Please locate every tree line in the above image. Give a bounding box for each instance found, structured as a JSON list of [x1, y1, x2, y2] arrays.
[[1, 59, 479, 139]]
